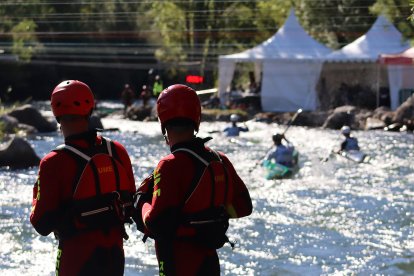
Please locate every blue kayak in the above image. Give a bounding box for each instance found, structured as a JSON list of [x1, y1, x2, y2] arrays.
[[262, 151, 299, 180]]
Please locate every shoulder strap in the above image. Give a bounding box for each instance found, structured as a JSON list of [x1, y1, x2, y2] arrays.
[[172, 148, 209, 166], [172, 147, 228, 206], [54, 144, 90, 194], [55, 144, 91, 161], [172, 148, 208, 205], [54, 137, 121, 195], [104, 137, 121, 191]]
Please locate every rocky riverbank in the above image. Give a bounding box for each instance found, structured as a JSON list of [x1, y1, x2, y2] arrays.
[[201, 94, 414, 132], [1, 95, 412, 169]]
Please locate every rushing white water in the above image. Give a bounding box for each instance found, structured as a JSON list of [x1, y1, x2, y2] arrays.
[[0, 115, 413, 275]]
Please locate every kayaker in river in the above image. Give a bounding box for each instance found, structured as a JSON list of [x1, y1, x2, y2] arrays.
[[264, 133, 296, 167], [133, 84, 252, 276], [223, 114, 249, 137], [339, 125, 360, 152]]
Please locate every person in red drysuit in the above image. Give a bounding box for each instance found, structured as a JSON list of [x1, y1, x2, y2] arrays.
[[30, 80, 136, 276], [136, 84, 252, 275]]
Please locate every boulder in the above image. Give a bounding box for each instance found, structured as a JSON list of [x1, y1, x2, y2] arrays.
[[372, 106, 394, 125], [393, 95, 414, 123], [373, 106, 392, 118], [0, 115, 19, 133], [365, 117, 386, 130], [8, 104, 57, 132], [384, 123, 404, 132], [0, 137, 40, 169], [17, 123, 38, 135], [126, 105, 153, 121], [89, 115, 104, 130], [322, 110, 354, 129], [294, 111, 330, 127], [333, 105, 358, 114]]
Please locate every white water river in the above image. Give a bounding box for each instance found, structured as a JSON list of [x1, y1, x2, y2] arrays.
[[0, 116, 413, 275]]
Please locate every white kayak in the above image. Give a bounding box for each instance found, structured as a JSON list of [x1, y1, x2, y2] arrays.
[[339, 150, 370, 163]]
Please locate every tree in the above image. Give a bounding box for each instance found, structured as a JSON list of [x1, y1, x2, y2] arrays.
[[371, 0, 414, 39], [298, 0, 377, 49], [0, 0, 51, 61]]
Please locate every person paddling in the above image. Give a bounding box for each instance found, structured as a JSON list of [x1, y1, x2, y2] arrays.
[[223, 114, 249, 137], [134, 84, 252, 276], [30, 80, 136, 276], [264, 133, 296, 167], [339, 125, 360, 152]]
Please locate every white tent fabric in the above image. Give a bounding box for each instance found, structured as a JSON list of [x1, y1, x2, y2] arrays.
[[386, 65, 414, 110], [218, 9, 332, 112], [379, 47, 414, 110], [326, 15, 409, 62], [262, 60, 322, 111]]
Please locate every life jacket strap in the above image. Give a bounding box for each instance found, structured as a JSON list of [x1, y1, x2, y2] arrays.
[[56, 144, 91, 161]]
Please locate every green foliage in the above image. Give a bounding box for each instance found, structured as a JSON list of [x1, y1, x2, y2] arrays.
[[411, 1, 414, 21], [298, 0, 377, 49], [11, 20, 41, 61], [0, 121, 5, 141], [372, 0, 414, 39], [0, 0, 412, 77]]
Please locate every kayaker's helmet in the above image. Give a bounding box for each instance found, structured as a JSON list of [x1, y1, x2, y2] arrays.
[[272, 133, 283, 143], [230, 114, 239, 122], [157, 84, 201, 134], [341, 125, 351, 135], [51, 80, 94, 118]]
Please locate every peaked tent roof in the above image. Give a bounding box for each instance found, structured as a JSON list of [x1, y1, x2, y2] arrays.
[[326, 15, 409, 62], [379, 47, 414, 65], [219, 9, 332, 61]]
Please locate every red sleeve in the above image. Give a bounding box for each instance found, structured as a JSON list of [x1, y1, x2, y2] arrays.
[[30, 153, 64, 236], [112, 140, 136, 193], [143, 156, 191, 235], [220, 153, 253, 218]]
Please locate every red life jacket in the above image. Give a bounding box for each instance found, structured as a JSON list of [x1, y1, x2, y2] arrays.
[[54, 137, 134, 240], [172, 147, 234, 249]]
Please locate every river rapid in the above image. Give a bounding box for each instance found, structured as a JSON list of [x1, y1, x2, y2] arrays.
[[0, 113, 413, 275]]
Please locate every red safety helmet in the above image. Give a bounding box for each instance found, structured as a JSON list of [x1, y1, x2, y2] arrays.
[[157, 84, 201, 132], [51, 80, 94, 118]]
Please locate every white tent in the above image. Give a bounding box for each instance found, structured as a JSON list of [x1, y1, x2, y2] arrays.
[[218, 9, 332, 112], [325, 15, 409, 62], [324, 15, 409, 110], [379, 47, 414, 110]]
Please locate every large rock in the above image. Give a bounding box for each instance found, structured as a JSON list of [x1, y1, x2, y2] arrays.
[[126, 105, 153, 121], [372, 106, 394, 125], [393, 95, 414, 123], [322, 107, 355, 129], [333, 105, 357, 114], [294, 111, 330, 127], [0, 115, 19, 133], [365, 117, 386, 130], [8, 104, 57, 132], [0, 137, 40, 169], [89, 115, 104, 130]]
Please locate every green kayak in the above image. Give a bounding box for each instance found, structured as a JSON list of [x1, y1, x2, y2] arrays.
[[262, 151, 299, 180]]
